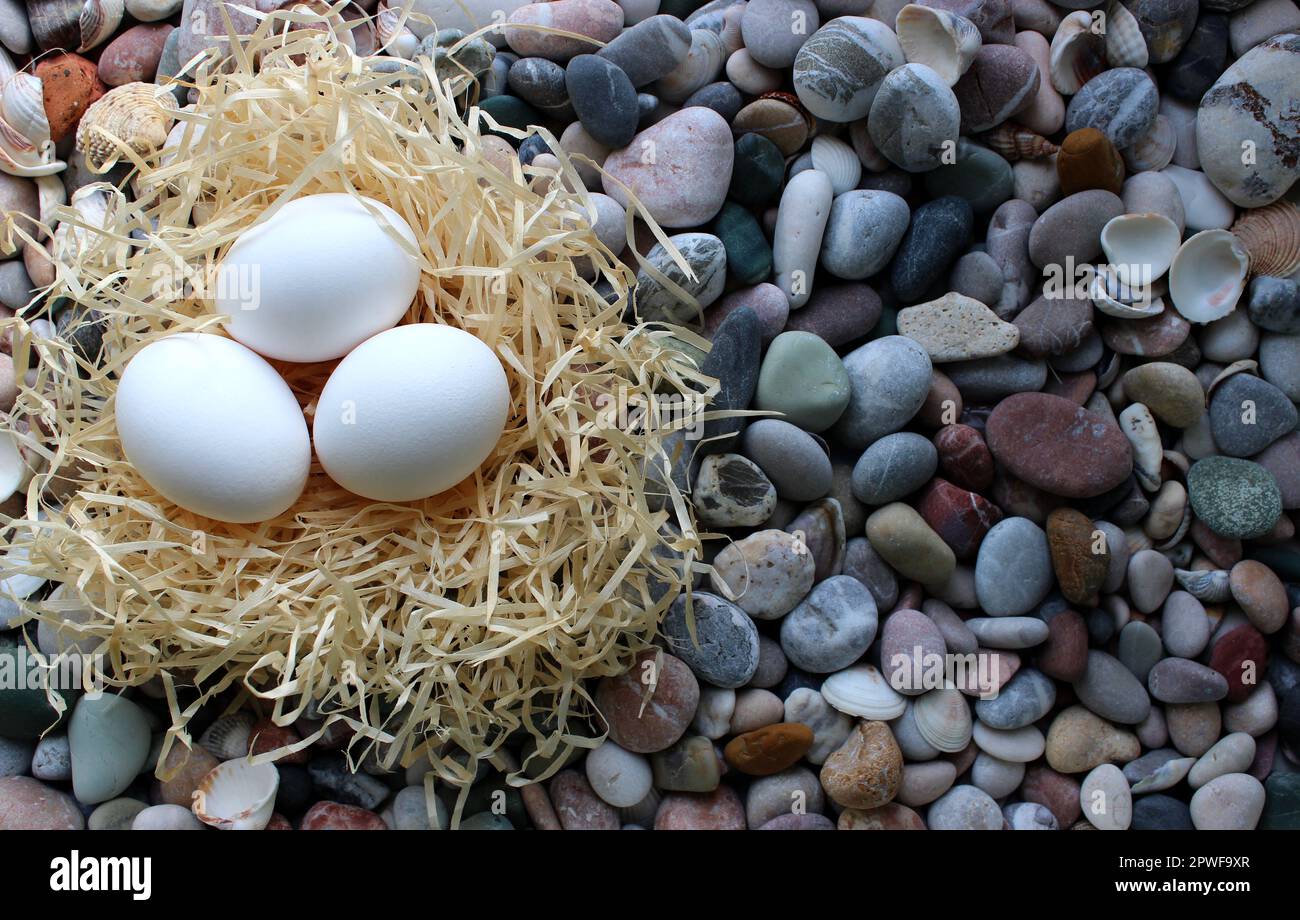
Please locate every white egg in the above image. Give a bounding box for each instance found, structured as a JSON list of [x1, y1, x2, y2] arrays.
[[313, 324, 510, 502], [115, 333, 311, 523], [216, 193, 421, 362]]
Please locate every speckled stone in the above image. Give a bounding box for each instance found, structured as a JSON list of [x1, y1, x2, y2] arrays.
[[819, 720, 904, 809], [654, 785, 747, 829], [780, 575, 878, 673], [663, 592, 761, 689], [1208, 373, 1297, 458], [869, 63, 962, 171], [1187, 457, 1283, 540], [927, 783, 1003, 829], [1065, 68, 1158, 149]]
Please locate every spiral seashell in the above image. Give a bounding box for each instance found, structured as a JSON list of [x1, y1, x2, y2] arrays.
[[1049, 11, 1104, 95], [821, 664, 907, 720], [78, 0, 125, 51], [0, 71, 65, 177], [1121, 114, 1175, 172], [980, 122, 1059, 161], [809, 134, 862, 195], [75, 81, 179, 172], [1229, 198, 1300, 278], [1104, 0, 1148, 69], [912, 684, 972, 753], [1168, 229, 1249, 324], [193, 759, 279, 830], [1173, 568, 1233, 604], [653, 28, 724, 103]]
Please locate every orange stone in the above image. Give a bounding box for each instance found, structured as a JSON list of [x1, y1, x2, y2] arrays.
[[1046, 507, 1108, 607], [723, 722, 814, 776], [36, 54, 107, 143]]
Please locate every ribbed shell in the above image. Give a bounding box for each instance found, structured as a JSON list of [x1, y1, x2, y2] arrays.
[[1173, 568, 1233, 603], [1230, 199, 1300, 278], [192, 759, 279, 830], [820, 665, 907, 720], [75, 81, 178, 171], [0, 68, 64, 177], [26, 0, 82, 52], [1104, 0, 1148, 69], [912, 685, 972, 753], [981, 122, 1059, 161], [810, 135, 862, 195], [77, 0, 125, 51]]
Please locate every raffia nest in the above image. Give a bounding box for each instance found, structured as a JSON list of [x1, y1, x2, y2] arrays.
[[0, 13, 710, 786]]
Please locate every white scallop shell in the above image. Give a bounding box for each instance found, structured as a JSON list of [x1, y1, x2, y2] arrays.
[[192, 758, 279, 830], [820, 664, 907, 720], [1104, 0, 1148, 69], [810, 135, 862, 196], [1101, 212, 1181, 285], [894, 3, 981, 86], [0, 70, 65, 178], [653, 28, 724, 103], [1122, 115, 1175, 172], [1090, 268, 1165, 318], [1168, 229, 1249, 324], [1173, 568, 1232, 604], [912, 684, 972, 753], [78, 0, 126, 52], [1049, 11, 1105, 96], [1120, 402, 1163, 492]]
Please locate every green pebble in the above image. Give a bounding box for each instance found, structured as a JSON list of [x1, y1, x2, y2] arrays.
[[712, 202, 772, 286], [1261, 774, 1300, 829], [0, 643, 75, 741], [68, 693, 152, 805], [923, 140, 1014, 213], [464, 779, 527, 826], [754, 331, 852, 432], [729, 134, 785, 208], [478, 95, 540, 137], [1186, 456, 1282, 540]]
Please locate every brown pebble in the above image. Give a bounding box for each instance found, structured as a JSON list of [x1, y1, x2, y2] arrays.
[[1056, 127, 1124, 195], [153, 743, 219, 807], [723, 723, 814, 776], [595, 649, 699, 754], [550, 769, 620, 830], [917, 369, 963, 428], [837, 802, 925, 830], [732, 99, 808, 156], [1046, 507, 1108, 607], [1229, 560, 1289, 634], [819, 721, 903, 809]]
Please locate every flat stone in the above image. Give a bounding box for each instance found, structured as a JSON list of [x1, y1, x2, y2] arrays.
[[785, 283, 884, 347], [505, 0, 625, 61], [966, 616, 1050, 649], [976, 668, 1055, 730], [881, 609, 949, 696], [1187, 456, 1282, 540], [953, 44, 1039, 133], [1080, 763, 1132, 830], [1073, 651, 1152, 724], [1208, 624, 1269, 703], [724, 723, 814, 776], [820, 190, 910, 280], [654, 786, 747, 829], [744, 765, 823, 826], [1036, 609, 1089, 682], [975, 517, 1053, 616], [1028, 190, 1125, 269], [0, 776, 84, 829], [1013, 293, 1094, 358], [898, 293, 1019, 363], [596, 14, 691, 86], [831, 335, 933, 450], [1149, 658, 1230, 704], [1118, 620, 1164, 682]]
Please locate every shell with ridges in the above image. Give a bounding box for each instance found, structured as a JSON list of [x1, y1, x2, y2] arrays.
[[1173, 568, 1232, 603], [912, 684, 972, 753], [192, 759, 279, 830], [1100, 212, 1181, 285], [376, 0, 418, 58], [75, 81, 178, 172], [78, 0, 125, 51], [52, 183, 126, 263], [199, 710, 257, 760], [1229, 199, 1300, 278], [26, 0, 82, 52], [894, 3, 981, 86], [1168, 229, 1249, 324], [653, 28, 724, 103], [1104, 0, 1148, 69], [810, 135, 862, 195], [821, 664, 907, 720], [980, 122, 1058, 161], [1121, 114, 1174, 172], [1049, 11, 1104, 95]]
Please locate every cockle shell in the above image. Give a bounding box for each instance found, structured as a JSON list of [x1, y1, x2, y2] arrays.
[[199, 710, 257, 760], [1049, 11, 1104, 95], [980, 122, 1059, 161], [810, 135, 862, 196], [912, 684, 972, 753], [821, 664, 907, 720], [1174, 568, 1232, 603], [1168, 229, 1249, 324], [894, 3, 981, 86], [1090, 268, 1164, 318], [26, 0, 123, 52], [75, 81, 178, 172], [0, 69, 65, 177], [1121, 114, 1175, 172], [1229, 198, 1300, 278], [192, 759, 279, 830], [1104, 0, 1148, 69], [1101, 212, 1181, 285]]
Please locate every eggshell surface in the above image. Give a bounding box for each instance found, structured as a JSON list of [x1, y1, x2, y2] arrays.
[[115, 333, 312, 523], [313, 324, 510, 502], [217, 193, 421, 362]]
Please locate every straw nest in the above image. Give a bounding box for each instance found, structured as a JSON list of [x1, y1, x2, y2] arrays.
[[0, 15, 711, 785]]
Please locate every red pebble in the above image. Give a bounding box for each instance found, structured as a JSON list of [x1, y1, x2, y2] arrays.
[[917, 478, 1004, 559], [933, 424, 994, 492], [300, 801, 387, 830], [1208, 624, 1268, 703]]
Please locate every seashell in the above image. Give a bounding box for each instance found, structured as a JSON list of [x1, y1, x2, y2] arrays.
[[1049, 11, 1104, 96], [1229, 198, 1300, 278], [1104, 0, 1148, 69], [1168, 229, 1249, 324], [35, 174, 65, 240], [0, 430, 29, 504], [26, 0, 82, 51], [0, 543, 45, 628], [0, 70, 65, 178], [894, 3, 981, 86], [1121, 114, 1174, 172], [199, 710, 257, 760], [52, 183, 124, 263], [77, 0, 125, 51], [1090, 268, 1164, 318], [1174, 568, 1232, 603], [912, 684, 972, 753], [820, 664, 907, 720], [1162, 541, 1193, 569], [376, 0, 419, 59], [1120, 402, 1163, 491], [192, 758, 279, 830], [810, 135, 861, 196], [1100, 212, 1181, 286], [652, 28, 724, 104], [75, 81, 178, 173], [979, 122, 1058, 161]]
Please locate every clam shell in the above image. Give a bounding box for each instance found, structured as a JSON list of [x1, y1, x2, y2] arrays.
[[0, 70, 64, 177], [192, 758, 279, 830], [810, 135, 861, 196], [653, 28, 724, 103], [1121, 114, 1174, 172], [1049, 11, 1105, 95], [1229, 198, 1300, 278], [75, 81, 178, 172], [1120, 402, 1163, 491], [199, 710, 257, 760], [1089, 268, 1164, 318], [820, 664, 907, 720], [912, 685, 972, 753], [78, 0, 125, 51], [980, 122, 1058, 161], [1173, 568, 1232, 603], [894, 3, 981, 86], [1100, 212, 1181, 285], [1104, 0, 1148, 69], [1168, 229, 1249, 324]]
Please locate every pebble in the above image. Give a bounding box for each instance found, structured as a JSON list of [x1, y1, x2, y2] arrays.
[[603, 108, 733, 227], [585, 740, 654, 807], [551, 769, 621, 829], [975, 516, 1053, 616], [693, 454, 777, 528], [1028, 190, 1125, 269], [1229, 560, 1289, 635], [663, 592, 761, 688], [1133, 793, 1194, 829], [1080, 763, 1132, 830], [741, 419, 833, 501], [890, 196, 974, 303], [851, 432, 938, 505], [744, 765, 823, 826], [633, 232, 728, 322], [1045, 705, 1141, 773], [598, 14, 691, 86], [1189, 772, 1265, 829], [1058, 126, 1127, 197], [68, 694, 152, 806], [723, 723, 814, 776], [654, 786, 747, 829], [976, 668, 1056, 730], [1162, 591, 1211, 658], [692, 687, 736, 739], [819, 720, 903, 809], [1167, 701, 1223, 757], [866, 502, 957, 591], [784, 687, 854, 764], [791, 15, 902, 121], [133, 803, 204, 830], [927, 784, 1003, 829], [1161, 164, 1235, 231], [1149, 658, 1230, 704], [754, 331, 850, 431], [898, 293, 1019, 363], [35, 54, 107, 144], [1037, 609, 1089, 682], [98, 23, 174, 86], [1187, 456, 1282, 540], [30, 733, 70, 782], [565, 55, 639, 148], [881, 608, 949, 694], [1127, 549, 1174, 614], [596, 650, 700, 753], [1189, 732, 1256, 789], [709, 530, 814, 621], [730, 688, 786, 733], [780, 575, 878, 673], [870, 63, 962, 171], [820, 190, 910, 280], [832, 335, 934, 450], [972, 752, 1026, 798], [0, 777, 84, 830], [773, 168, 834, 309], [1118, 621, 1164, 682], [785, 282, 883, 346], [88, 797, 148, 831], [953, 44, 1040, 133], [1065, 67, 1159, 149], [1209, 373, 1297, 459], [505, 0, 625, 61], [966, 616, 1050, 649], [1247, 276, 1300, 334]]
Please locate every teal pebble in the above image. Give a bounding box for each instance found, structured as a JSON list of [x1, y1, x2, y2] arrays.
[[68, 693, 152, 805], [923, 140, 1014, 214], [460, 812, 515, 829], [1261, 774, 1300, 829], [729, 134, 785, 208], [0, 643, 75, 741], [478, 95, 541, 138], [754, 331, 852, 432], [712, 202, 773, 286]]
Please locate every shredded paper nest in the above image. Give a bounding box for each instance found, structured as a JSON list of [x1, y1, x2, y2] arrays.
[[0, 15, 711, 786]]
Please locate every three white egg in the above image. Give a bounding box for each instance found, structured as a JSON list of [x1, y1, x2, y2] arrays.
[[115, 193, 511, 523]]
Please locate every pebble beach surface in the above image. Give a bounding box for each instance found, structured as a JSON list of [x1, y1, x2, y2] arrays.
[[2, 0, 1300, 831]]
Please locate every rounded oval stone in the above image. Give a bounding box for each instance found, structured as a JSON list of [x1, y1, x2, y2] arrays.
[[780, 575, 879, 673], [869, 62, 961, 170], [927, 784, 1003, 829], [741, 419, 834, 501], [986, 392, 1134, 499], [952, 43, 1039, 133], [1045, 705, 1142, 773], [791, 15, 904, 121], [742, 0, 820, 68], [565, 54, 639, 147], [1065, 67, 1159, 149], [1073, 650, 1153, 724], [1148, 658, 1230, 704], [1162, 591, 1211, 658], [1027, 190, 1125, 269], [1229, 560, 1289, 635], [754, 331, 851, 432], [723, 723, 815, 776], [974, 516, 1054, 616], [663, 592, 762, 688], [505, 0, 625, 61], [890, 195, 974, 303], [820, 189, 910, 280], [831, 335, 934, 450], [851, 432, 938, 505], [866, 502, 957, 591], [1208, 373, 1298, 459], [881, 608, 948, 695], [1122, 362, 1204, 428], [1190, 772, 1265, 830], [1187, 456, 1282, 540], [596, 649, 701, 752]]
